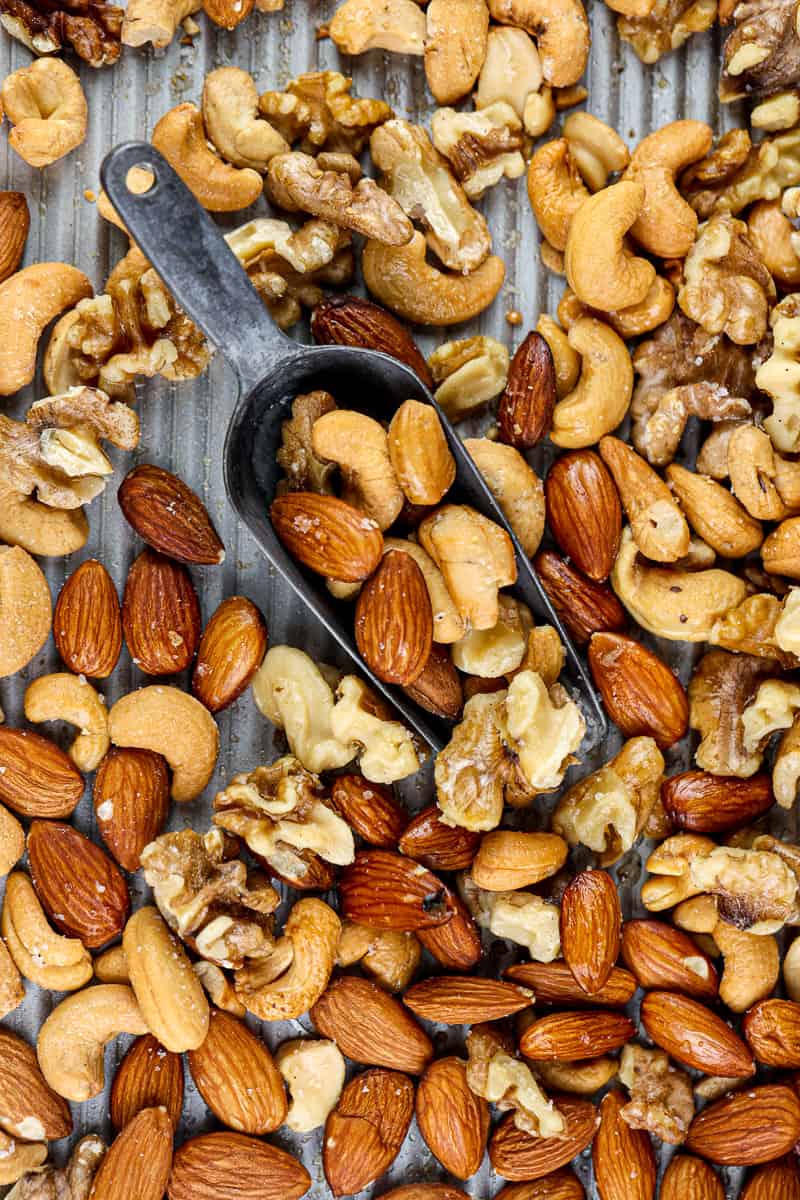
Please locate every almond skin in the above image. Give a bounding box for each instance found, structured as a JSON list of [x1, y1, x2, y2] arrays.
[[168, 1131, 310, 1200], [686, 1084, 800, 1165], [744, 998, 800, 1067], [519, 1011, 635, 1060], [355, 550, 433, 685], [416, 1057, 489, 1180], [122, 549, 201, 676], [119, 464, 225, 565], [661, 1155, 725, 1200], [545, 450, 622, 582], [472, 831, 568, 892], [498, 332, 556, 449], [403, 977, 532, 1024], [110, 1035, 184, 1130], [340, 850, 457, 930], [311, 976, 433, 1075], [0, 1027, 71, 1141], [588, 631, 689, 748], [742, 1158, 800, 1199], [506, 961, 637, 1008], [621, 919, 719, 1001], [417, 897, 483, 971], [188, 1008, 287, 1133], [323, 1068, 414, 1197], [192, 596, 268, 712], [640, 991, 754, 1077], [311, 295, 434, 388], [403, 643, 464, 720], [0, 191, 29, 282], [382, 1190, 470, 1200], [399, 805, 480, 871], [592, 1089, 656, 1200], [494, 1173, 585, 1200], [535, 550, 627, 644], [93, 747, 170, 872], [271, 491, 384, 581], [27, 820, 130, 949], [489, 1098, 598, 1181], [53, 558, 122, 678], [560, 869, 621, 995], [0, 728, 84, 818], [90, 1106, 173, 1200], [330, 774, 407, 848], [661, 770, 773, 833]]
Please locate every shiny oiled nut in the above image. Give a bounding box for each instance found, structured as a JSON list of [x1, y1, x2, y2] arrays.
[[640, 991, 754, 1077], [122, 549, 201, 676], [560, 869, 621, 995], [355, 550, 433, 685], [743, 998, 800, 1067], [498, 332, 557, 448], [187, 1008, 287, 1133], [93, 747, 170, 872], [330, 774, 408, 848], [110, 1034, 184, 1130], [545, 449, 622, 581], [192, 596, 268, 713], [621, 919, 719, 1001], [588, 632, 688, 749], [0, 728, 84, 818], [53, 558, 122, 678], [535, 550, 627, 645], [271, 492, 384, 581], [118, 464, 225, 565], [661, 770, 774, 833]]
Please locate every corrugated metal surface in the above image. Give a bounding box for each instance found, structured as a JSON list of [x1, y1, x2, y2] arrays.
[[0, 3, 754, 1195]]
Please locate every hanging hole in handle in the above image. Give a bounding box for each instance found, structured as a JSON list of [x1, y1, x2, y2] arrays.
[[126, 163, 157, 196]]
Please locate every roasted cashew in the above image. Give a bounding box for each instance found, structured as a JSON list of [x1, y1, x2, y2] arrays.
[[624, 120, 713, 257], [311, 410, 404, 530], [122, 0, 200, 46], [599, 435, 689, 563], [152, 103, 263, 213], [0, 263, 92, 396], [673, 895, 779, 1013], [0, 485, 88, 557], [0, 804, 24, 880], [1, 872, 92, 992], [748, 201, 800, 288], [1, 59, 87, 168], [0, 940, 23, 1022], [202, 68, 288, 170], [564, 180, 656, 312], [108, 686, 219, 802], [425, 0, 489, 105], [536, 315, 580, 398], [235, 898, 340, 1021], [329, 0, 426, 54], [475, 26, 553, 136], [464, 438, 546, 558], [526, 139, 589, 252], [763, 516, 800, 578], [666, 464, 763, 560], [94, 944, 129, 984], [557, 278, 676, 340], [24, 673, 109, 772], [123, 906, 209, 1053], [563, 112, 631, 191], [0, 546, 51, 678], [36, 984, 148, 1101], [487, 0, 590, 86], [550, 318, 633, 448]]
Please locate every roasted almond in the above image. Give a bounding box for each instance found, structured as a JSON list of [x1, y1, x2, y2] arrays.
[[472, 831, 568, 892], [119, 464, 225, 565], [381, 1190, 470, 1200], [0, 728, 84, 818], [311, 975, 433, 1075], [640, 991, 754, 1077], [399, 805, 480, 871], [27, 820, 130, 949], [417, 897, 483, 971], [271, 491, 383, 582], [588, 631, 689, 748], [168, 1131, 310, 1200], [416, 1057, 489, 1180], [192, 596, 268, 713], [592, 1089, 656, 1200], [93, 747, 170, 872], [323, 1067, 413, 1196], [340, 850, 456, 929], [505, 960, 637, 1008], [560, 868, 621, 995], [519, 1011, 635, 1061], [686, 1084, 800, 1165], [110, 1034, 184, 1130], [403, 644, 464, 720], [742, 1158, 800, 1199], [661, 770, 773, 833], [661, 1155, 725, 1200], [545, 450, 622, 582], [91, 1106, 173, 1200], [494, 1172, 585, 1200], [744, 998, 800, 1067], [489, 1098, 598, 1181], [188, 1008, 287, 1133], [355, 550, 433, 685], [403, 977, 532, 1024], [122, 549, 201, 676], [498, 332, 556, 449], [330, 774, 407, 848], [534, 550, 626, 645], [311, 295, 434, 388], [0, 191, 29, 282], [53, 558, 122, 678], [0, 1027, 71, 1141], [621, 919, 719, 1001]]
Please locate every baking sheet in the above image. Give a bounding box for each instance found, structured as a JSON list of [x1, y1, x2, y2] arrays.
[[0, 2, 759, 1195]]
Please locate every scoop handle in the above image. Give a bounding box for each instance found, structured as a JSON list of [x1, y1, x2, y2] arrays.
[[101, 142, 296, 393]]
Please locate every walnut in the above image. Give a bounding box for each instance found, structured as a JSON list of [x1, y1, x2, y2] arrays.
[[678, 213, 775, 345], [616, 0, 717, 64], [758, 294, 800, 453], [688, 650, 771, 777], [776, 588, 800, 656], [7, 1135, 106, 1200], [258, 70, 392, 157], [466, 1024, 566, 1138], [682, 127, 800, 216], [428, 335, 510, 423], [720, 0, 800, 101], [276, 391, 337, 495], [460, 875, 561, 961], [618, 1045, 694, 1145], [451, 596, 534, 678], [710, 592, 800, 667], [336, 920, 421, 991], [0, 0, 122, 66], [331, 676, 424, 784], [679, 128, 753, 218], [140, 828, 280, 969], [430, 102, 525, 199], [741, 680, 800, 764]]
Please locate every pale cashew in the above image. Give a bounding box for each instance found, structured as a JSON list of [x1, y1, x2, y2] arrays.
[[674, 895, 779, 1012], [36, 984, 148, 1101], [475, 27, 554, 136], [362, 232, 505, 326], [329, 0, 426, 54], [123, 906, 209, 1053], [784, 936, 800, 1001], [152, 103, 263, 213], [108, 686, 219, 802], [624, 120, 713, 257], [0, 1135, 47, 1186], [487, 0, 590, 86], [550, 318, 633, 449], [24, 673, 109, 772], [0, 263, 92, 396], [383, 539, 465, 643], [1, 60, 87, 168], [464, 438, 546, 558], [0, 940, 23, 1021], [0, 804, 23, 880], [235, 898, 340, 1021], [557, 279, 676, 340], [194, 961, 246, 1017], [536, 314, 580, 398], [0, 486, 88, 558], [599, 435, 689, 563], [276, 1039, 346, 1133], [93, 944, 129, 984], [202, 68, 288, 170], [425, 0, 489, 105], [564, 181, 656, 312], [748, 201, 800, 288], [0, 546, 51, 678], [563, 112, 631, 191], [1, 872, 92, 992], [666, 464, 763, 560], [122, 0, 200, 46], [418, 504, 517, 631], [311, 411, 404, 531], [526, 139, 589, 252]]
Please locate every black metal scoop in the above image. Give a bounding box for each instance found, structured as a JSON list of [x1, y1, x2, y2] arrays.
[[101, 143, 606, 753]]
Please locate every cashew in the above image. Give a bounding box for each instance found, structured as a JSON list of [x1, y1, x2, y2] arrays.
[[464, 438, 545, 558], [0, 546, 51, 678], [550, 319, 633, 449], [0, 804, 23, 880], [383, 539, 466, 643], [36, 984, 148, 1101], [623, 121, 713, 257], [152, 103, 263, 213], [666, 464, 763, 560], [0, 263, 92, 396], [123, 906, 209, 1053], [526, 139, 589, 252], [748, 200, 800, 288], [0, 1136, 47, 1186], [563, 112, 631, 191], [311, 410, 404, 530], [362, 232, 505, 326], [565, 181, 656, 312], [419, 504, 517, 631], [1, 872, 92, 992], [487, 0, 589, 86], [94, 944, 130, 984], [1, 60, 87, 168], [425, 0, 489, 105], [763, 516, 800, 578], [726, 424, 792, 522], [476, 27, 541, 118], [24, 673, 109, 772], [276, 1039, 346, 1133], [329, 0, 426, 54], [0, 940, 23, 1021], [536, 315, 580, 398], [0, 487, 88, 557], [122, 0, 200, 45], [537, 1058, 618, 1095], [674, 895, 779, 1013], [202, 68, 288, 171], [235, 898, 340, 1021], [108, 686, 219, 802], [784, 936, 800, 1001], [599, 436, 689, 564]]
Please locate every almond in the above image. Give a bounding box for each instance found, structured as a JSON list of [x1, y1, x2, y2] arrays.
[[489, 1098, 598, 1181], [168, 1131, 310, 1200], [417, 897, 482, 970], [27, 819, 130, 949], [661, 1155, 725, 1200], [498, 332, 556, 449], [621, 919, 719, 1001], [0, 191, 29, 282], [640, 991, 754, 1076], [340, 850, 457, 929], [203, 0, 253, 27], [560, 868, 621, 995], [744, 998, 800, 1067], [403, 644, 464, 720], [0, 728, 84, 818], [494, 1172, 585, 1200], [311, 295, 434, 388], [592, 1089, 656, 1200], [355, 551, 433, 685], [661, 770, 773, 833], [545, 450, 622, 582], [519, 1011, 635, 1061], [122, 549, 201, 675], [588, 631, 689, 748], [742, 1159, 800, 1199], [187, 1008, 287, 1133], [110, 1034, 184, 1130], [505, 961, 637, 1008], [534, 550, 627, 645], [118, 464, 225, 565], [403, 977, 532, 1024], [330, 774, 407, 848], [192, 596, 268, 712], [416, 1057, 489, 1180], [90, 1106, 173, 1200], [0, 1027, 71, 1141], [471, 831, 568, 892], [382, 1190, 470, 1200], [93, 747, 170, 872], [686, 1084, 800, 1165], [398, 805, 480, 871], [271, 491, 383, 582], [53, 559, 122, 678], [323, 1067, 414, 1197], [311, 975, 433, 1074]]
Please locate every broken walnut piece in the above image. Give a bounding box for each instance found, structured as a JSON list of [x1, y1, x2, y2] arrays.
[[0, 0, 122, 66], [678, 212, 775, 345], [466, 1023, 566, 1139], [258, 70, 392, 157], [688, 649, 771, 778], [618, 1043, 694, 1145]]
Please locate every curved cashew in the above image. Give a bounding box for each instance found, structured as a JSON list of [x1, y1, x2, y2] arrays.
[[108, 686, 219, 802], [94, 944, 129, 984], [0, 804, 24, 880], [599, 435, 690, 563], [666, 464, 763, 559], [36, 984, 148, 1101], [559, 278, 676, 340], [526, 140, 589, 252], [0, 1135, 47, 1186], [329, 0, 427, 55], [550, 318, 633, 449], [235, 898, 340, 1021], [611, 526, 748, 641], [1, 59, 87, 168], [536, 315, 580, 398], [488, 0, 589, 86], [624, 121, 713, 257], [383, 539, 465, 643], [152, 103, 263, 213], [0, 485, 89, 558], [563, 112, 630, 191], [748, 201, 800, 288], [763, 516, 800, 578], [123, 906, 209, 1053], [0, 263, 92, 396], [362, 232, 505, 326], [122, 0, 200, 46], [464, 438, 545, 557], [310, 410, 404, 530], [0, 940, 23, 1021], [0, 546, 51, 679], [1, 872, 92, 992], [674, 895, 779, 1013], [202, 68, 288, 171], [425, 0, 489, 105], [564, 181, 656, 312], [24, 673, 109, 772]]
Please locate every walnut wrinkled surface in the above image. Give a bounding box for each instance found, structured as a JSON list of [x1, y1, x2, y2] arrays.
[[758, 294, 800, 453], [689, 649, 770, 776], [460, 875, 562, 961], [7, 1135, 106, 1200], [678, 212, 775, 344], [679, 128, 754, 217], [431, 101, 525, 198], [617, 0, 717, 64], [720, 0, 800, 101], [276, 390, 337, 495], [0, 0, 121, 66], [711, 591, 800, 666], [466, 1024, 566, 1138], [618, 1045, 694, 1145], [682, 126, 800, 215], [259, 70, 392, 156]]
